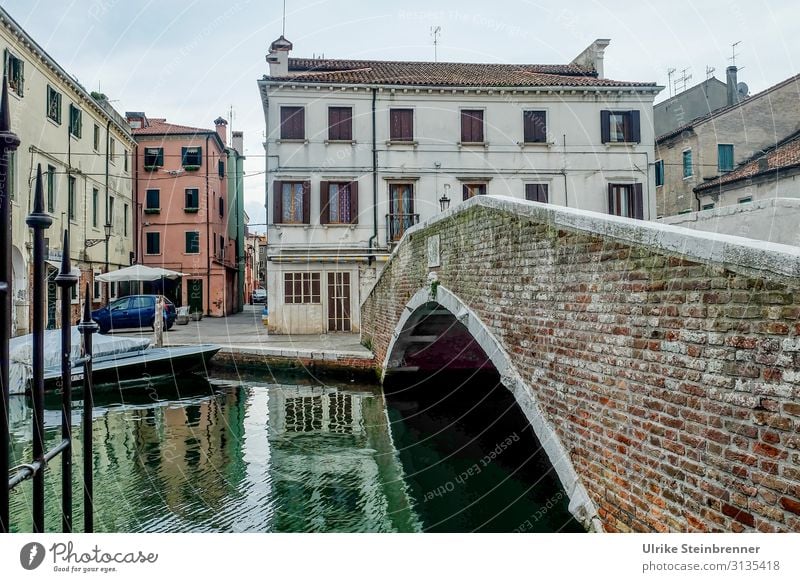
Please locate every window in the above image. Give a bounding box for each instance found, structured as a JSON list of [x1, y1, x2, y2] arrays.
[[523, 110, 547, 143], [460, 109, 484, 143], [718, 144, 734, 172], [388, 183, 415, 241], [7, 151, 16, 200], [219, 196, 225, 217], [738, 196, 753, 204], [462, 183, 487, 199], [124, 203, 129, 237], [4, 50, 24, 96], [272, 180, 310, 224], [320, 181, 358, 224], [143, 147, 163, 168], [328, 106, 353, 141], [683, 149, 693, 178], [218, 159, 224, 178], [110, 282, 117, 300], [69, 105, 81, 138], [145, 232, 160, 255], [145, 189, 160, 212], [600, 110, 641, 143], [93, 272, 102, 301], [185, 188, 199, 210], [46, 165, 55, 212], [92, 188, 98, 227], [280, 106, 305, 140], [219, 235, 225, 257], [284, 272, 321, 304], [702, 203, 715, 210], [181, 147, 202, 168], [185, 231, 200, 254], [608, 183, 644, 219], [109, 138, 116, 162], [109, 196, 115, 229], [389, 108, 413, 141], [68, 176, 76, 220], [654, 160, 664, 187], [525, 183, 549, 203], [46, 85, 61, 123], [124, 150, 129, 172], [93, 124, 100, 151]]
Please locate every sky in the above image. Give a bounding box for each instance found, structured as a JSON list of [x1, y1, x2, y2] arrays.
[[3, 0, 798, 230]]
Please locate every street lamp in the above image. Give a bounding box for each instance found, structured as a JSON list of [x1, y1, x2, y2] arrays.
[[439, 183, 451, 212], [85, 222, 112, 247]]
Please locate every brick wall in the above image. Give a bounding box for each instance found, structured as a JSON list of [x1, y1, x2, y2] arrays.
[[362, 196, 800, 532]]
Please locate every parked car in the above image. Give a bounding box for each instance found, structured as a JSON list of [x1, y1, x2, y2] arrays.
[[92, 295, 177, 334], [251, 288, 267, 304]]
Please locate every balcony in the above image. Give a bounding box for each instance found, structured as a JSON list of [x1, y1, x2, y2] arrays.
[[386, 213, 419, 245]]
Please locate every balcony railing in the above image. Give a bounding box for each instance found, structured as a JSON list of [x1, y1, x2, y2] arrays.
[[386, 213, 419, 244]]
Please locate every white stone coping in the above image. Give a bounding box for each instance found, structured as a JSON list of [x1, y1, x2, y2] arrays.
[[397, 194, 800, 279], [660, 197, 800, 225], [217, 345, 374, 361]]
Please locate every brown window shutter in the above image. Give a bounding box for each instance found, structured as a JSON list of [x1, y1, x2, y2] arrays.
[[534, 111, 546, 142], [348, 181, 359, 224], [474, 111, 484, 142], [390, 109, 400, 139], [525, 183, 535, 201], [296, 109, 305, 139], [633, 183, 644, 219], [629, 110, 641, 143], [607, 183, 615, 214], [402, 110, 412, 140], [341, 107, 352, 140], [319, 181, 330, 224], [600, 110, 611, 143], [302, 181, 311, 223], [461, 111, 470, 142], [273, 180, 283, 224], [328, 108, 339, 140]]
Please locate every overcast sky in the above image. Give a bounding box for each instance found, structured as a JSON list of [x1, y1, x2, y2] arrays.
[[4, 0, 798, 229]]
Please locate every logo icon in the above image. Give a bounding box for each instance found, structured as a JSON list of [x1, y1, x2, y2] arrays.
[[20, 542, 46, 570]]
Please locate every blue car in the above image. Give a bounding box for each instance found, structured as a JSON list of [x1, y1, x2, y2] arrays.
[[92, 295, 177, 334]]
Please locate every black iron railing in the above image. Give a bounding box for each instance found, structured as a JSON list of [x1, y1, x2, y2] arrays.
[[386, 213, 419, 244], [1, 78, 96, 533]]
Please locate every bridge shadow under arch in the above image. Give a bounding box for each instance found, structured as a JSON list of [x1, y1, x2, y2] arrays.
[[382, 285, 601, 531]]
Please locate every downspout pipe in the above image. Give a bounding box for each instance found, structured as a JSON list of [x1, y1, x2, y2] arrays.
[[367, 88, 378, 264], [205, 134, 211, 316], [104, 119, 110, 304]]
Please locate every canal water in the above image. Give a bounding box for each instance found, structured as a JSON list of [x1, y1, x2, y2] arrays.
[[7, 370, 582, 533]]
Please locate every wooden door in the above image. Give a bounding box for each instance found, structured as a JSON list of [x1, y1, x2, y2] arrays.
[[327, 272, 351, 332]]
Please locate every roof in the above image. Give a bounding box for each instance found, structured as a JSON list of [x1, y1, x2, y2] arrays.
[[657, 73, 800, 142], [132, 118, 217, 137], [654, 76, 726, 109], [264, 57, 657, 88], [695, 133, 800, 192]]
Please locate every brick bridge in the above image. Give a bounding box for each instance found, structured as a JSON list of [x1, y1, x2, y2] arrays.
[[361, 195, 800, 533]]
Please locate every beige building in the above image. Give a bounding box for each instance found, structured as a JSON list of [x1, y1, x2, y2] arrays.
[[1, 6, 136, 334], [655, 69, 800, 217]]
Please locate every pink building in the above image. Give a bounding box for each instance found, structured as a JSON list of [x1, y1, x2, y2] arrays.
[[128, 113, 236, 316]]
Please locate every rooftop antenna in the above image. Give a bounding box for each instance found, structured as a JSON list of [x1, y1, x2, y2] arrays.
[[706, 65, 715, 80], [673, 67, 692, 94], [729, 41, 741, 67], [667, 68, 676, 97], [282, 0, 286, 36], [431, 26, 441, 62]]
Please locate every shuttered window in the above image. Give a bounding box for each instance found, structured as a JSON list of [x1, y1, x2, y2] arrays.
[[328, 107, 353, 141], [47, 85, 61, 124], [69, 105, 82, 138], [389, 109, 413, 141], [607, 183, 644, 219], [185, 231, 200, 254], [600, 110, 641, 143], [523, 111, 547, 143], [145, 189, 160, 211], [461, 110, 484, 143], [146, 232, 160, 255], [272, 180, 311, 224], [525, 183, 549, 203], [181, 147, 202, 168], [280, 106, 305, 140], [462, 183, 487, 200], [144, 147, 164, 168], [683, 149, 693, 178], [718, 144, 734, 172], [320, 181, 358, 224], [4, 49, 24, 96], [185, 188, 199, 210], [655, 160, 664, 187]]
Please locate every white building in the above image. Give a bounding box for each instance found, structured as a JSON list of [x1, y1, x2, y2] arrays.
[[1, 6, 135, 334], [258, 37, 662, 335]]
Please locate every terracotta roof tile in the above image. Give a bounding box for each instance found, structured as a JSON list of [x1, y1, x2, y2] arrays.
[[695, 135, 800, 192], [263, 57, 656, 88], [133, 118, 216, 137]]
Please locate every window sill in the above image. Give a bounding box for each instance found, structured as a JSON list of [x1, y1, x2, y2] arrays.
[[325, 139, 357, 145], [144, 208, 161, 214], [143, 165, 161, 172], [274, 223, 311, 229], [70, 133, 81, 141], [46, 117, 61, 127], [604, 142, 639, 147], [458, 142, 489, 149], [183, 165, 201, 171], [184, 207, 199, 213], [386, 140, 418, 147], [277, 138, 308, 145], [321, 223, 357, 229], [517, 141, 553, 148]]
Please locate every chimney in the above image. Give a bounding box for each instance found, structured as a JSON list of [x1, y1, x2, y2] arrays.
[[214, 117, 228, 146], [125, 111, 147, 129], [726, 66, 739, 106], [571, 38, 611, 79], [266, 35, 293, 76], [232, 131, 244, 155]]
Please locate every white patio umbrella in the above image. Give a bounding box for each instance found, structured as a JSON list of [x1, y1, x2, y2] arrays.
[[95, 265, 186, 282]]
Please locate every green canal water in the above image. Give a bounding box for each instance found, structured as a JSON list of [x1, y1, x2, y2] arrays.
[[7, 370, 582, 533]]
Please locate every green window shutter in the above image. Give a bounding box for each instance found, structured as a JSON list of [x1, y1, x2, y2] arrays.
[[683, 150, 693, 178], [718, 144, 734, 172]]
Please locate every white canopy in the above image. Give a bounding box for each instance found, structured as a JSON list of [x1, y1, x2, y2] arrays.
[[95, 265, 186, 282]]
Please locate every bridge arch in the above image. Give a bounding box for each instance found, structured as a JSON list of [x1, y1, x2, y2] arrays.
[[382, 284, 601, 531]]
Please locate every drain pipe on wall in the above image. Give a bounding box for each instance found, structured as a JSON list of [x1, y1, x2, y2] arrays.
[[367, 88, 378, 265], [562, 133, 568, 207], [205, 134, 211, 316]]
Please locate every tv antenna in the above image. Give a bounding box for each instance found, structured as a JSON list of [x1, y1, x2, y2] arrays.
[[706, 66, 715, 80], [282, 0, 287, 36], [667, 68, 676, 97], [431, 26, 441, 62], [729, 41, 741, 67], [673, 67, 692, 94]]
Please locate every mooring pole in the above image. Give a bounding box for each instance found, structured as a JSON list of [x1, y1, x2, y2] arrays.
[[55, 231, 78, 531], [77, 284, 97, 532], [0, 76, 21, 534], [26, 165, 53, 533]]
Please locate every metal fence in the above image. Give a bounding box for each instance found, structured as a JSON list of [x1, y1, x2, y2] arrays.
[[1, 78, 96, 533]]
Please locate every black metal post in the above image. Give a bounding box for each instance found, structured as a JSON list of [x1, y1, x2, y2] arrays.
[[26, 165, 52, 533], [77, 283, 97, 533], [0, 75, 21, 534], [55, 231, 78, 532]]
